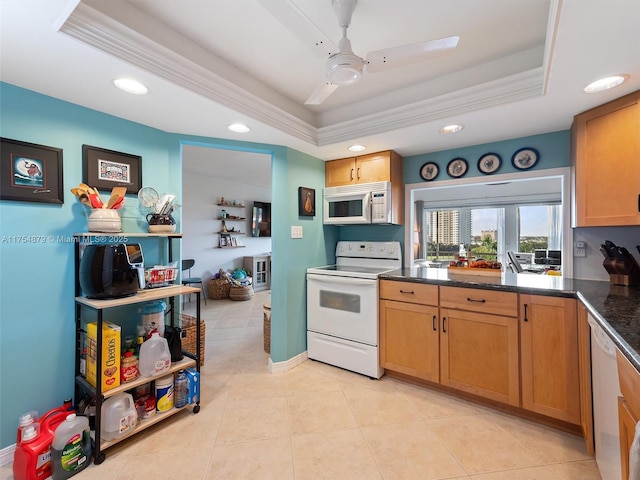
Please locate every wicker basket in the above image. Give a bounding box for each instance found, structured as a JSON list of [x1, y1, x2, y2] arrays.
[[181, 314, 205, 366], [207, 278, 230, 300], [263, 303, 271, 354], [229, 284, 253, 301]]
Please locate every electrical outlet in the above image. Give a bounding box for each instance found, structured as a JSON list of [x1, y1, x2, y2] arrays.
[[291, 226, 303, 238], [574, 240, 586, 257]]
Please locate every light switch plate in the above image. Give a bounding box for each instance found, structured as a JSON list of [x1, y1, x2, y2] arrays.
[[291, 226, 303, 238], [574, 240, 586, 257]]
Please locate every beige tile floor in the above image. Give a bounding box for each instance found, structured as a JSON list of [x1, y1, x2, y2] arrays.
[[2, 289, 602, 480]]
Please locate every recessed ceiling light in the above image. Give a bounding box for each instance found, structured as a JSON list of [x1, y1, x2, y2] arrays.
[[583, 74, 629, 93], [113, 78, 148, 95], [348, 144, 366, 152], [228, 123, 250, 133], [439, 124, 464, 134]]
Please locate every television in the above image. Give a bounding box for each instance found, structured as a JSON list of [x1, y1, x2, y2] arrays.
[[252, 201, 271, 237]]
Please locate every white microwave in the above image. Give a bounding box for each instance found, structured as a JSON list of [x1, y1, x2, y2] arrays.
[[323, 181, 393, 225]]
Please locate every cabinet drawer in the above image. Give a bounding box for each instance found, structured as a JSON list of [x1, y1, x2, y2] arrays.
[[379, 280, 438, 306], [616, 348, 640, 418], [440, 286, 517, 317]]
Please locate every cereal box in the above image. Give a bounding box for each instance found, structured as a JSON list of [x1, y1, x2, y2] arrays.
[[86, 321, 121, 391]]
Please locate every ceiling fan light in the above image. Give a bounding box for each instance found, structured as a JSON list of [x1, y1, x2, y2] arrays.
[[326, 53, 363, 86]]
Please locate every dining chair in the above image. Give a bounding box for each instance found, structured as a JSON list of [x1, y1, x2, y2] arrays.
[[181, 259, 207, 306]]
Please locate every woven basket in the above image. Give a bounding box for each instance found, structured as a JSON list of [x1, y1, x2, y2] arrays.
[[207, 278, 230, 300], [181, 314, 205, 366], [229, 284, 253, 301], [263, 303, 271, 354]]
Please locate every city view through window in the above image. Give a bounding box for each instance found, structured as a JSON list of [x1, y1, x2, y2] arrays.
[[424, 204, 560, 264]]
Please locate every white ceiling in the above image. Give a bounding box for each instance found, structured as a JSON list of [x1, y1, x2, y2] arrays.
[[1, 0, 639, 162]]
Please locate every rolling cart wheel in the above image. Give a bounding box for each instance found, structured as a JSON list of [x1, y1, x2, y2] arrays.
[[94, 452, 106, 465], [193, 404, 201, 414]]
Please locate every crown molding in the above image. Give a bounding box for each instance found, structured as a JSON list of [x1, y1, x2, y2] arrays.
[[58, 1, 546, 149], [316, 68, 545, 145], [58, 1, 318, 145]]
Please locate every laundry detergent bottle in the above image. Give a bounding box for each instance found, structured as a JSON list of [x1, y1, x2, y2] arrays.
[[50, 414, 92, 479]]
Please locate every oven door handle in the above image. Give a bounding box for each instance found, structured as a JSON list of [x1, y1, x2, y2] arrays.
[[307, 273, 377, 286]]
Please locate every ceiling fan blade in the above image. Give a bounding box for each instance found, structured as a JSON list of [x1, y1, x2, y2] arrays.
[[257, 0, 338, 56], [365, 35, 459, 73], [305, 82, 339, 105]]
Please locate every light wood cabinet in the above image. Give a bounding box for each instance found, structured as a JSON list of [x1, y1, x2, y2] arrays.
[[440, 306, 520, 406], [619, 397, 637, 480], [572, 89, 640, 226], [519, 295, 580, 424], [379, 280, 439, 382], [577, 304, 595, 454], [616, 348, 640, 479], [325, 150, 403, 187]]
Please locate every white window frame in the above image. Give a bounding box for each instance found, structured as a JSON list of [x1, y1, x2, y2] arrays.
[[405, 167, 573, 276]]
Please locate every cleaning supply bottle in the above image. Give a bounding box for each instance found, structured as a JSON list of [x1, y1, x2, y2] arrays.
[[138, 332, 171, 377], [50, 414, 91, 479], [13, 400, 73, 480]]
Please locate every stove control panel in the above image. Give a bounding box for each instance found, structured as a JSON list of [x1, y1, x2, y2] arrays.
[[336, 241, 400, 260]]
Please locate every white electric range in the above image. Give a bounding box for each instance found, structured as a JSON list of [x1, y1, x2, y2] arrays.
[[306, 241, 402, 378]]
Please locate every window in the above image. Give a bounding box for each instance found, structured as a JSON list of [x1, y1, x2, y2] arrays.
[[420, 203, 561, 266]]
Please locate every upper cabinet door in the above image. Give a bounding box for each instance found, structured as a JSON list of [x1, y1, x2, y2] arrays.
[[325, 157, 357, 187], [325, 150, 403, 187], [573, 90, 640, 226]]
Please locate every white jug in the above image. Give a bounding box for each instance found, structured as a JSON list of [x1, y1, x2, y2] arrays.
[[138, 333, 171, 377], [101, 393, 137, 441]]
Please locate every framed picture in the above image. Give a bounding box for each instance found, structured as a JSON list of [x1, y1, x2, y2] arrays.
[[446, 158, 468, 178], [477, 153, 502, 174], [0, 138, 64, 204], [220, 235, 228, 248], [82, 144, 142, 194], [419, 162, 439, 181], [298, 186, 315, 216], [511, 147, 540, 170]]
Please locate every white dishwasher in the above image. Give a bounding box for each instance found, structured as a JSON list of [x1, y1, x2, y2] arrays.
[[587, 313, 622, 480]]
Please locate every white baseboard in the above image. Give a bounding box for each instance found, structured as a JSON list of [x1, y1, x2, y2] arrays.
[[0, 444, 15, 467], [268, 351, 308, 373]]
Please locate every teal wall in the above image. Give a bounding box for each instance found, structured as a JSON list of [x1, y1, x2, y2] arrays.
[[0, 83, 331, 449], [404, 130, 570, 184], [0, 81, 571, 450]]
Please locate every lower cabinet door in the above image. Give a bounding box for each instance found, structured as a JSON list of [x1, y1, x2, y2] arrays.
[[379, 300, 439, 382], [440, 308, 519, 406], [520, 295, 580, 425], [619, 396, 638, 480]]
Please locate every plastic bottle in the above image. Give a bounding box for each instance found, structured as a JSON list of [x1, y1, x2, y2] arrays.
[[174, 370, 188, 408], [101, 393, 137, 441], [50, 414, 91, 480], [138, 332, 171, 377], [13, 399, 73, 480]]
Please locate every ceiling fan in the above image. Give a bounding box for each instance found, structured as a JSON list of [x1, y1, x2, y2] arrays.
[[305, 0, 459, 105]]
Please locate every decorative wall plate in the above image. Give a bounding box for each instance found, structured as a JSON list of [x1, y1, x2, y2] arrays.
[[477, 153, 501, 174], [419, 162, 439, 181], [446, 158, 468, 178], [511, 148, 539, 170]]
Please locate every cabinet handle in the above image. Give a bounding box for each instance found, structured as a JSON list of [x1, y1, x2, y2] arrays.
[[466, 297, 486, 303], [442, 317, 447, 333], [350, 168, 354, 181], [357, 167, 361, 179], [399, 289, 415, 295], [432, 315, 437, 331], [524, 303, 529, 322], [637, 194, 639, 212]]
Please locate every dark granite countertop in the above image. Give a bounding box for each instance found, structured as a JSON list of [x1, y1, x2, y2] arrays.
[[381, 267, 640, 371]]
